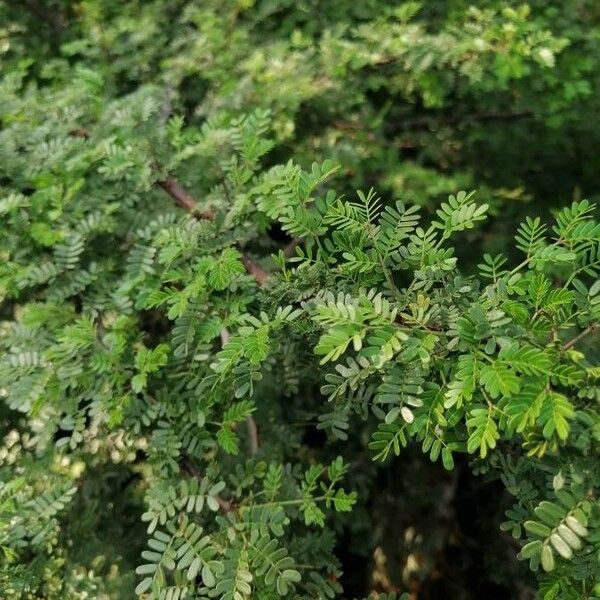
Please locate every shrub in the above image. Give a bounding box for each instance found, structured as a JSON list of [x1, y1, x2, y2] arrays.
[[1, 2, 599, 599]]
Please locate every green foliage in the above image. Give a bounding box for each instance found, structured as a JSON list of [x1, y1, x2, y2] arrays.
[[1, 1, 600, 598]]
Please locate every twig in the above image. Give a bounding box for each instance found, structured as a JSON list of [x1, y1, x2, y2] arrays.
[[215, 495, 234, 512], [156, 176, 270, 285], [246, 416, 259, 457], [220, 327, 231, 346], [66, 129, 270, 285], [68, 97, 259, 285], [562, 323, 598, 350], [68, 128, 90, 139], [155, 115, 269, 284], [241, 255, 270, 286], [157, 177, 214, 218], [283, 238, 301, 257]]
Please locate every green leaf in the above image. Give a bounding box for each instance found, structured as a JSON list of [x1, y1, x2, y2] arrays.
[[441, 447, 454, 470], [521, 540, 542, 559], [498, 343, 551, 375], [217, 428, 240, 454], [538, 392, 574, 440], [135, 578, 153, 595], [467, 407, 499, 458], [524, 521, 551, 538], [541, 545, 555, 572], [479, 363, 520, 398], [315, 324, 363, 364]]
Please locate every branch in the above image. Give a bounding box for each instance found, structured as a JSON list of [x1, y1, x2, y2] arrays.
[[156, 175, 270, 285], [215, 495, 234, 512], [68, 127, 90, 140], [562, 323, 598, 350], [68, 127, 271, 285], [283, 238, 301, 257], [241, 255, 270, 286], [157, 177, 214, 219], [220, 327, 231, 346], [246, 415, 259, 457]]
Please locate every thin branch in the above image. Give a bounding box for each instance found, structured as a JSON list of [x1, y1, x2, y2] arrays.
[[241, 255, 270, 286], [156, 175, 270, 285], [220, 327, 231, 346], [215, 495, 234, 512], [157, 177, 214, 219], [68, 128, 90, 140], [562, 323, 598, 350], [246, 416, 259, 457], [67, 127, 270, 285], [283, 238, 301, 257], [68, 127, 270, 284]]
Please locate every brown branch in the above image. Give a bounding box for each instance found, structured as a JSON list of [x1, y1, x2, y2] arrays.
[[155, 175, 270, 285], [562, 323, 598, 350], [157, 177, 214, 219], [283, 238, 301, 257], [241, 255, 270, 286], [215, 495, 234, 512], [65, 132, 270, 285], [68, 128, 90, 140], [246, 416, 259, 457]]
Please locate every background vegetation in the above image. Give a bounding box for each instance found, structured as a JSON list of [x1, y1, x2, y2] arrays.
[[1, 1, 599, 599]]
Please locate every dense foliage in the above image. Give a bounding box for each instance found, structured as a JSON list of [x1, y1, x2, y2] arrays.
[[1, 1, 600, 598]]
